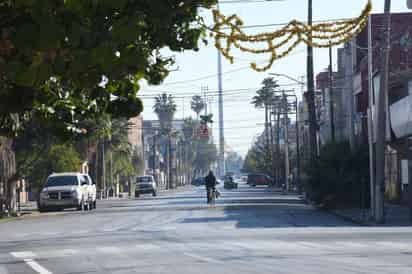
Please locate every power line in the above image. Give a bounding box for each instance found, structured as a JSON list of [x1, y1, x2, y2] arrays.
[[140, 84, 298, 99]]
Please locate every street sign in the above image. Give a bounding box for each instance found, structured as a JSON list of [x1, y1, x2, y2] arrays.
[[197, 124, 209, 138]]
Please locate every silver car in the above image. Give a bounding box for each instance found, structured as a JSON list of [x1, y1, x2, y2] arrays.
[[135, 176, 157, 197]]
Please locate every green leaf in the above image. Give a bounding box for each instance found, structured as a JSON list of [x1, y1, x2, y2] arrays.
[[112, 20, 137, 43], [53, 55, 66, 75], [13, 24, 39, 49], [15, 65, 38, 87], [64, 0, 84, 13], [15, 0, 36, 8], [100, 0, 128, 10], [36, 64, 53, 85]]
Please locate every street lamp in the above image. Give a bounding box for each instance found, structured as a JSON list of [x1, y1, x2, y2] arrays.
[[269, 73, 306, 86]]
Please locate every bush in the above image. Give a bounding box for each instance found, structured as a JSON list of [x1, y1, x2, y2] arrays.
[[305, 142, 370, 209], [26, 143, 83, 190]]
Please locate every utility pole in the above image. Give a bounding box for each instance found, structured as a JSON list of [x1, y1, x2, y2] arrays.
[[375, 0, 391, 224], [295, 98, 301, 193], [283, 93, 290, 191], [217, 2, 225, 178], [307, 0, 318, 160], [168, 135, 172, 189], [152, 134, 157, 180], [329, 46, 336, 142], [269, 105, 276, 181], [367, 14, 375, 219], [202, 86, 209, 115]]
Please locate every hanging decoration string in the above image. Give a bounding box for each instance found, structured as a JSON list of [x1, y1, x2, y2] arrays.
[[210, 0, 372, 72]]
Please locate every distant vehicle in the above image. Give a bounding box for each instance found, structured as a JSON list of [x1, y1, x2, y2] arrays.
[[135, 176, 157, 197], [191, 177, 205, 187], [247, 173, 272, 187], [38, 172, 96, 212], [224, 176, 238, 189]]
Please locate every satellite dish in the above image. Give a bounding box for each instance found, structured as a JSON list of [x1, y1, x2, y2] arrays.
[[408, 0, 412, 9]]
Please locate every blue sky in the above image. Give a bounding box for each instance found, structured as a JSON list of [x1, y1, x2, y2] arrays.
[[140, 0, 410, 157]]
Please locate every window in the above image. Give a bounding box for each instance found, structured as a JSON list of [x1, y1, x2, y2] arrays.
[[45, 176, 78, 187], [136, 176, 153, 183], [82, 175, 92, 185]]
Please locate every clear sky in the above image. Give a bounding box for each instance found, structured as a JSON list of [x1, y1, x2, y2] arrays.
[[140, 0, 409, 157]]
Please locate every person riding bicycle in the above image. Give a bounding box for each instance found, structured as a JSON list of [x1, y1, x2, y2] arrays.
[[205, 171, 217, 203]]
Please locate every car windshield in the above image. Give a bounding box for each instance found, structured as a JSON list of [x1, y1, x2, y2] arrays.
[[45, 176, 78, 187], [136, 176, 153, 183]]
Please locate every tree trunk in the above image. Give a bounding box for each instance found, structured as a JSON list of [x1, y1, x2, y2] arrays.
[[0, 137, 17, 216], [7, 179, 18, 216]]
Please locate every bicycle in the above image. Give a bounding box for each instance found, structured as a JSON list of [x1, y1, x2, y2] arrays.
[[207, 187, 216, 205]]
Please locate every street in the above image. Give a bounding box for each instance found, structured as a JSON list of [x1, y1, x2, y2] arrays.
[[1, 181, 412, 274]]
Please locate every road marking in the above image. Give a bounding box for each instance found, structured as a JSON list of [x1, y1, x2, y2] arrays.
[[10, 252, 52, 274], [10, 251, 35, 259], [183, 252, 222, 264], [24, 259, 52, 274]]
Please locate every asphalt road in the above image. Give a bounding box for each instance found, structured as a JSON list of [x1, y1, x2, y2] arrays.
[[1, 181, 412, 274]]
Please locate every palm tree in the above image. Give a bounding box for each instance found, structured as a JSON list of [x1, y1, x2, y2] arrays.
[[153, 93, 177, 189], [153, 93, 177, 131], [190, 95, 205, 120], [251, 77, 279, 162]]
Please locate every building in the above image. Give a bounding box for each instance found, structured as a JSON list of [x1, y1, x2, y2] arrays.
[[315, 48, 351, 146], [342, 12, 412, 202]]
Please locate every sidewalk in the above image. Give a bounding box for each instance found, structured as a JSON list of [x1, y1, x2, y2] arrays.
[[330, 203, 412, 226]]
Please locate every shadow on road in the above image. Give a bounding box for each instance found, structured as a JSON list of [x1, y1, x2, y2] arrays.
[[179, 185, 360, 228]]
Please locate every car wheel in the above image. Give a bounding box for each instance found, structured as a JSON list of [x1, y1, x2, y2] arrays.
[[78, 198, 85, 211]]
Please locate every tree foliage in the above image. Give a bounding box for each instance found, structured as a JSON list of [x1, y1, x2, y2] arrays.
[[306, 142, 370, 209], [191, 95, 205, 118], [182, 117, 217, 177], [193, 138, 218, 175], [153, 93, 177, 131], [23, 143, 83, 189], [242, 137, 272, 175], [251, 77, 279, 109], [0, 0, 216, 136]]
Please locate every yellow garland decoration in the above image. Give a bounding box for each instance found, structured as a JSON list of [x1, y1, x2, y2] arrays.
[[211, 0, 372, 72]]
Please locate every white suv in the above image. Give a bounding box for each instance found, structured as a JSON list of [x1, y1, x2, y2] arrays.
[[135, 176, 157, 197], [38, 172, 96, 212]]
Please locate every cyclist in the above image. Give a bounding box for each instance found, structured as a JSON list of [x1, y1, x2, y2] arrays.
[[205, 171, 217, 203]]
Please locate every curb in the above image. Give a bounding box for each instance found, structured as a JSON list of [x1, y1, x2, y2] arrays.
[[301, 196, 371, 226], [323, 208, 371, 226]]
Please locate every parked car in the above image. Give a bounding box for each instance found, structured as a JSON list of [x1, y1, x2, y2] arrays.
[[38, 172, 96, 212], [191, 177, 205, 187], [224, 176, 238, 189], [247, 173, 272, 187], [135, 176, 157, 197]]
